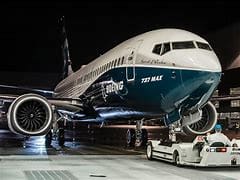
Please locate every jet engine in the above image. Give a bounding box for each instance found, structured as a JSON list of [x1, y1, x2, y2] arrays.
[[183, 101, 217, 135], [7, 94, 53, 136]]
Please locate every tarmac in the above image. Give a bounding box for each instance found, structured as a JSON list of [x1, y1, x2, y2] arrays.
[[0, 129, 240, 180]]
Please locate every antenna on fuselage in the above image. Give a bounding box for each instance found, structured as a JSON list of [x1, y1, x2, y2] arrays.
[[59, 16, 73, 79]]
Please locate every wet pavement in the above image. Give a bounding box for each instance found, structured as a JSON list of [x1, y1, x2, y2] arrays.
[[0, 129, 143, 156], [0, 129, 240, 180]]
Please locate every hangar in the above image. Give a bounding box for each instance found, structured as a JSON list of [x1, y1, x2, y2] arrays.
[[0, 1, 240, 180]]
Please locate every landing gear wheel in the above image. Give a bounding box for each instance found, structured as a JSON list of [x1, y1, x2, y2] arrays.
[[146, 142, 153, 160], [135, 129, 148, 147], [126, 129, 135, 147], [45, 130, 52, 147], [141, 129, 148, 147], [58, 128, 65, 147]]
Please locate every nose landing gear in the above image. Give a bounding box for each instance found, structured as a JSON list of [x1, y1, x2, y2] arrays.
[[126, 119, 148, 148]]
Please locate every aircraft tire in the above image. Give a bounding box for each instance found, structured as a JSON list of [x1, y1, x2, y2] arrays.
[[58, 128, 65, 147], [45, 130, 52, 147], [126, 129, 135, 147], [141, 129, 148, 147]]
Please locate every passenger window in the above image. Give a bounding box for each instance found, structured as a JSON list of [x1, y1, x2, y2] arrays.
[[111, 61, 114, 68], [121, 57, 124, 65], [114, 59, 117, 68], [161, 43, 170, 55], [117, 58, 121, 66], [152, 44, 162, 55]]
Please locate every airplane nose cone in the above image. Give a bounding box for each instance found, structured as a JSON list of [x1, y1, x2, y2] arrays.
[[181, 70, 221, 109], [169, 50, 222, 72], [193, 52, 222, 72]]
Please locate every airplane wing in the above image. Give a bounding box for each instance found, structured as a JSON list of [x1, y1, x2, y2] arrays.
[[0, 84, 85, 109], [0, 83, 96, 120], [211, 95, 240, 101], [0, 91, 100, 134], [0, 93, 86, 114], [0, 84, 54, 97]]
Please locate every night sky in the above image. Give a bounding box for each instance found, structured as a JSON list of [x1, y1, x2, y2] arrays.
[[0, 1, 239, 88]]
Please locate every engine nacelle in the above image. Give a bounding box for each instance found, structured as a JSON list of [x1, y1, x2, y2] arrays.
[[183, 101, 217, 135], [7, 94, 53, 136]]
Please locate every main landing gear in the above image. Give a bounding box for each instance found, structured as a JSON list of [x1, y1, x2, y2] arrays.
[[45, 123, 65, 147], [58, 128, 65, 147], [45, 130, 52, 147], [126, 119, 148, 148], [45, 110, 66, 147]]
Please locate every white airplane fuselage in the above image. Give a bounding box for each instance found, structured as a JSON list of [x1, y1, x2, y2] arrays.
[[54, 29, 221, 124]]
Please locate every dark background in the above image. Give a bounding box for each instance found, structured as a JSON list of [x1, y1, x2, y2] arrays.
[[0, 1, 239, 90]]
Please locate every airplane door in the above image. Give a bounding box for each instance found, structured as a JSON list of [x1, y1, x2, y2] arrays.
[[126, 40, 142, 82], [126, 48, 135, 81]]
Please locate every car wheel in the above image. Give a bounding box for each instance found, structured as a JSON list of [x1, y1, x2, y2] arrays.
[[174, 152, 181, 167], [146, 142, 153, 160]]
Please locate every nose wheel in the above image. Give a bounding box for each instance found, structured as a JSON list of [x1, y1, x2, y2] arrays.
[[126, 119, 148, 148]]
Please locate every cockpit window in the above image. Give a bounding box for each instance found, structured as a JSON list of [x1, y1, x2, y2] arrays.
[[152, 40, 212, 56], [196, 41, 212, 51], [152, 44, 162, 55], [172, 41, 195, 49], [161, 43, 170, 55]]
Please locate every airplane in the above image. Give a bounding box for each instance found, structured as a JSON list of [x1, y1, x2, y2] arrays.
[[0, 17, 222, 146]]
